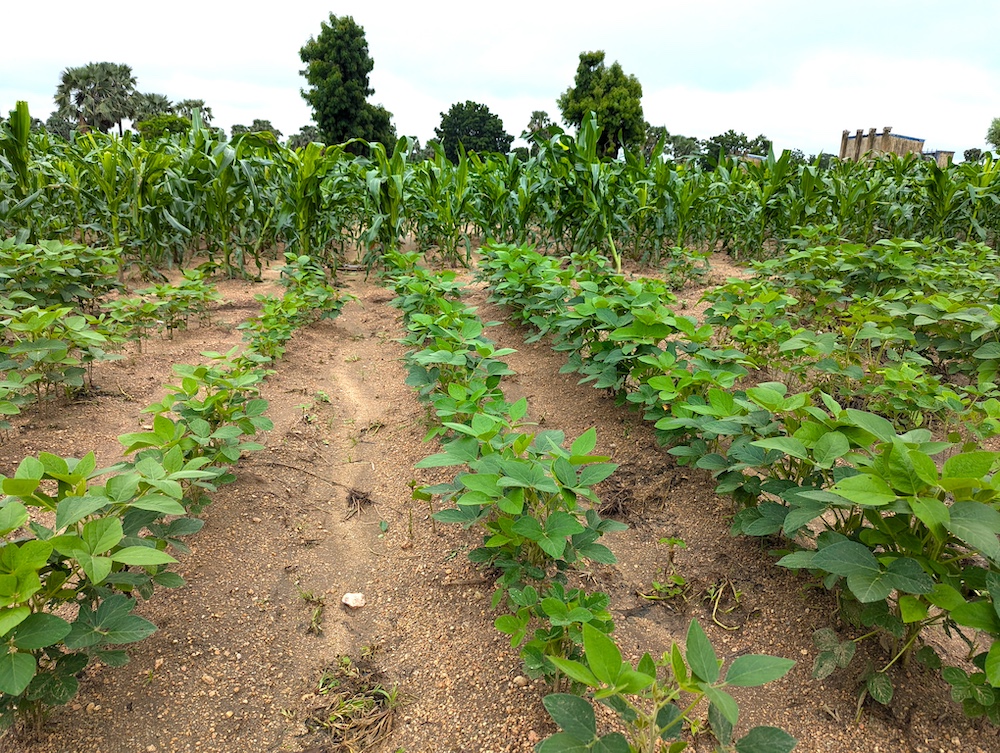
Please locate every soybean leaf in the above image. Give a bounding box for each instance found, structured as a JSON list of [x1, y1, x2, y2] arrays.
[[686, 619, 719, 683], [110, 547, 177, 566], [735, 726, 798, 753], [12, 613, 71, 650], [948, 502, 1000, 565], [866, 673, 894, 705], [844, 409, 896, 443], [751, 437, 808, 461], [55, 495, 109, 530], [943, 452, 997, 480], [704, 687, 738, 725], [0, 607, 30, 639], [82, 517, 123, 555], [536, 732, 589, 753], [725, 655, 796, 687], [583, 622, 623, 686], [812, 540, 880, 577], [570, 428, 597, 457], [985, 642, 1000, 688], [812, 432, 850, 468], [0, 651, 35, 695], [548, 656, 600, 688], [828, 474, 896, 507], [0, 502, 28, 536], [542, 693, 596, 739]]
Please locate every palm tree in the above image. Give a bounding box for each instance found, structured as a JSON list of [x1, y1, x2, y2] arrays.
[[54, 62, 137, 135], [133, 92, 174, 123], [176, 99, 213, 125]]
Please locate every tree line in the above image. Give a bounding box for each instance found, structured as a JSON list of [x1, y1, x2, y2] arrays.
[[22, 14, 999, 163]]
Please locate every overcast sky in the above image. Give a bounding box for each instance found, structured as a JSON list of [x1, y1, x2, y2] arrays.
[[3, 1, 997, 158]]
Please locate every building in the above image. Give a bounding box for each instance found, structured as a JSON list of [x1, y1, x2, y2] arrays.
[[839, 127, 954, 167]]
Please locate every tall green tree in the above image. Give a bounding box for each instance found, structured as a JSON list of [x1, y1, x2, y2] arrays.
[[702, 129, 771, 165], [299, 13, 395, 150], [132, 92, 174, 122], [175, 99, 213, 125], [987, 118, 1000, 152], [558, 51, 644, 157], [434, 101, 513, 162], [54, 62, 137, 134], [525, 110, 555, 156]]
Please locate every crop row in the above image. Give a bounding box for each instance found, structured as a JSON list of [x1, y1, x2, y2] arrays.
[[4, 103, 1000, 280], [383, 252, 798, 753], [478, 241, 1000, 723], [0, 253, 344, 735]]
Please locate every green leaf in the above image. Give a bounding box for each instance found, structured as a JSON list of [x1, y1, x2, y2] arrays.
[[845, 409, 897, 443], [12, 613, 71, 650], [583, 622, 623, 686], [885, 440, 927, 494], [570, 428, 597, 457], [866, 673, 894, 705], [536, 732, 589, 753], [542, 693, 596, 739], [82, 517, 123, 555], [812, 431, 850, 468], [948, 502, 1000, 565], [55, 495, 108, 530], [984, 642, 1000, 688], [77, 553, 113, 585], [547, 656, 600, 688], [577, 463, 617, 487], [812, 539, 880, 578], [0, 502, 28, 536], [0, 651, 35, 695], [0, 607, 31, 638], [828, 474, 896, 507], [704, 686, 738, 725], [751, 437, 808, 461], [725, 655, 796, 687], [943, 451, 997, 480], [734, 726, 798, 753], [899, 595, 929, 623], [110, 547, 177, 566], [2, 477, 40, 497], [591, 733, 629, 753], [686, 619, 719, 683]]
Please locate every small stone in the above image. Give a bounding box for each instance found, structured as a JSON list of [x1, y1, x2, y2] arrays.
[[342, 592, 366, 609], [251, 517, 262, 523], [202, 674, 215, 685], [513, 675, 529, 688], [147, 746, 157, 752]]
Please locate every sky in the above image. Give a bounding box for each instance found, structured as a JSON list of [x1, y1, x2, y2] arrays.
[[2, 1, 998, 159]]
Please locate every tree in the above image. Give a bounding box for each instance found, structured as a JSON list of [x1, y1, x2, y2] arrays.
[[54, 62, 137, 134], [702, 130, 771, 166], [135, 113, 189, 139], [525, 110, 555, 155], [558, 51, 645, 157], [175, 99, 213, 125], [964, 148, 983, 163], [434, 101, 513, 162], [987, 118, 1000, 152], [642, 124, 669, 160], [288, 125, 322, 150], [133, 93, 174, 122], [299, 13, 395, 150]]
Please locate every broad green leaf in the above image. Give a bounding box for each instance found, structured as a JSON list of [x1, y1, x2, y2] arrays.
[[811, 540, 880, 578], [829, 474, 896, 507], [751, 437, 808, 461], [844, 409, 896, 443], [725, 655, 795, 687], [12, 613, 71, 649], [686, 619, 719, 683], [0, 607, 30, 638], [578, 463, 617, 487], [704, 686, 738, 725], [943, 451, 997, 480], [82, 517, 123, 555], [734, 726, 798, 753], [2, 477, 40, 497], [908, 497, 949, 541], [128, 494, 186, 516], [0, 502, 28, 536], [536, 732, 589, 753], [0, 651, 35, 695], [866, 673, 893, 705], [951, 601, 1000, 633], [548, 656, 600, 688], [55, 495, 108, 530], [591, 732, 629, 753], [885, 441, 926, 494], [76, 553, 113, 585], [583, 622, 623, 686], [899, 595, 929, 623], [948, 502, 1000, 565], [110, 547, 177, 566], [570, 428, 597, 457], [812, 432, 850, 468], [103, 614, 157, 645], [542, 693, 596, 739], [985, 642, 1000, 688]]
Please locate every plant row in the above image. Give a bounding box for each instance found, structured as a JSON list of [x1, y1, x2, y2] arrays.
[[5, 101, 1000, 280], [0, 254, 345, 734], [477, 241, 1000, 723], [383, 251, 797, 753]]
